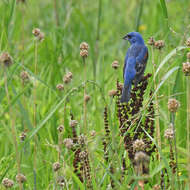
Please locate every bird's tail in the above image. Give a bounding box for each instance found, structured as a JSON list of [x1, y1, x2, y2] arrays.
[[120, 83, 131, 103]]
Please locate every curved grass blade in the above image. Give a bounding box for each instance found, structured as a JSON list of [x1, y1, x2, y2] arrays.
[[159, 0, 168, 19], [153, 66, 179, 96], [154, 46, 186, 79]]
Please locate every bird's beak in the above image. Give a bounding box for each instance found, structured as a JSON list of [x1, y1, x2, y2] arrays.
[[123, 34, 128, 40]]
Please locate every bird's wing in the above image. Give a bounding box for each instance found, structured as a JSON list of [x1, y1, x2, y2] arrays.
[[133, 46, 148, 85], [123, 49, 129, 79], [135, 46, 148, 74]]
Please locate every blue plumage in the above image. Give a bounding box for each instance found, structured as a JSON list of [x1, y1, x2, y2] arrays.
[[121, 32, 148, 103]]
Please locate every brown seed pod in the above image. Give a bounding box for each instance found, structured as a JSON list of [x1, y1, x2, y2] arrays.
[[0, 52, 13, 67], [112, 60, 119, 69], [168, 98, 180, 112]]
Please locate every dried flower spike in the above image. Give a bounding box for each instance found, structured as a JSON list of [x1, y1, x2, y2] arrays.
[[63, 72, 73, 84], [63, 138, 73, 149], [187, 52, 190, 60], [80, 49, 88, 58], [182, 62, 190, 76], [80, 42, 89, 50], [148, 37, 155, 46], [57, 125, 64, 133], [16, 173, 26, 183], [78, 134, 86, 146], [134, 151, 149, 164], [154, 40, 165, 50], [186, 38, 190, 47], [56, 84, 64, 91], [20, 71, 30, 83], [79, 150, 88, 159], [164, 128, 174, 140], [108, 90, 117, 97], [133, 139, 146, 152], [32, 28, 41, 37], [67, 72, 73, 79], [70, 120, 78, 127], [118, 83, 123, 90], [84, 94, 91, 103], [168, 98, 180, 112], [153, 184, 161, 190], [57, 176, 65, 187], [53, 162, 61, 172], [90, 130, 96, 137], [112, 60, 119, 69], [32, 28, 44, 42], [0, 52, 13, 67], [20, 132, 27, 141], [2, 178, 14, 188]]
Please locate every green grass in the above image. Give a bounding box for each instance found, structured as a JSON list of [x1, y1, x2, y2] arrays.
[[0, 0, 190, 189]]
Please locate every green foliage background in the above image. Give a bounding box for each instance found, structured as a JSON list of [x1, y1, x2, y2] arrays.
[[0, 0, 190, 189]]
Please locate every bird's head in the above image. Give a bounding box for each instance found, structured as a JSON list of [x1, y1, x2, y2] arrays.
[[123, 32, 144, 45]]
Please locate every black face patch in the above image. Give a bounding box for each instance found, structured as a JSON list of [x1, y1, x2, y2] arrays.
[[127, 34, 132, 39]]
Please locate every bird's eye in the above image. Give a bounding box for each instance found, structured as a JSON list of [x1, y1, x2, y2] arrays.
[[127, 35, 132, 39]]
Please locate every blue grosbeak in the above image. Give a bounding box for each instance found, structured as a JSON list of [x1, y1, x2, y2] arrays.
[[121, 32, 148, 103]]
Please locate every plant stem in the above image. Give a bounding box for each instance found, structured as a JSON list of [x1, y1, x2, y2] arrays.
[[53, 0, 59, 27], [169, 140, 175, 190], [151, 47, 161, 159], [187, 76, 190, 189], [33, 40, 38, 190], [93, 0, 102, 83], [83, 57, 87, 133], [4, 67, 22, 190], [171, 113, 180, 189]]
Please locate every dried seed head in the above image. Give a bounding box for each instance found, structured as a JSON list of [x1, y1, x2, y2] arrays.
[[186, 38, 190, 47], [90, 130, 96, 137], [32, 28, 41, 36], [79, 151, 88, 159], [154, 40, 165, 49], [118, 83, 123, 90], [112, 60, 119, 69], [84, 94, 91, 103], [187, 52, 190, 60], [148, 37, 155, 46], [108, 90, 117, 97], [2, 178, 14, 188], [0, 52, 13, 67], [78, 134, 86, 146], [20, 71, 30, 83], [53, 162, 61, 172], [56, 84, 64, 91], [80, 49, 88, 58], [38, 32, 45, 42], [164, 127, 174, 140], [32, 28, 44, 42], [20, 132, 27, 141], [63, 138, 73, 149], [133, 139, 146, 152], [69, 120, 78, 127], [80, 42, 89, 50], [67, 72, 73, 79], [153, 184, 161, 190], [134, 151, 149, 164], [63, 75, 71, 84], [16, 173, 26, 183], [57, 176, 65, 187], [168, 98, 180, 112], [63, 72, 73, 84], [57, 125, 64, 133], [182, 62, 190, 76]]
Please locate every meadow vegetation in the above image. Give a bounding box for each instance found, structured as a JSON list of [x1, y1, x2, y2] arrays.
[[0, 0, 190, 189]]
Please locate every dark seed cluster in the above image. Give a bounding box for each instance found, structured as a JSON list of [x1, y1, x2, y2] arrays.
[[115, 74, 155, 177]]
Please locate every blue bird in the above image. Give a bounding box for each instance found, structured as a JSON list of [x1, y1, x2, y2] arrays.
[[120, 32, 148, 103]]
